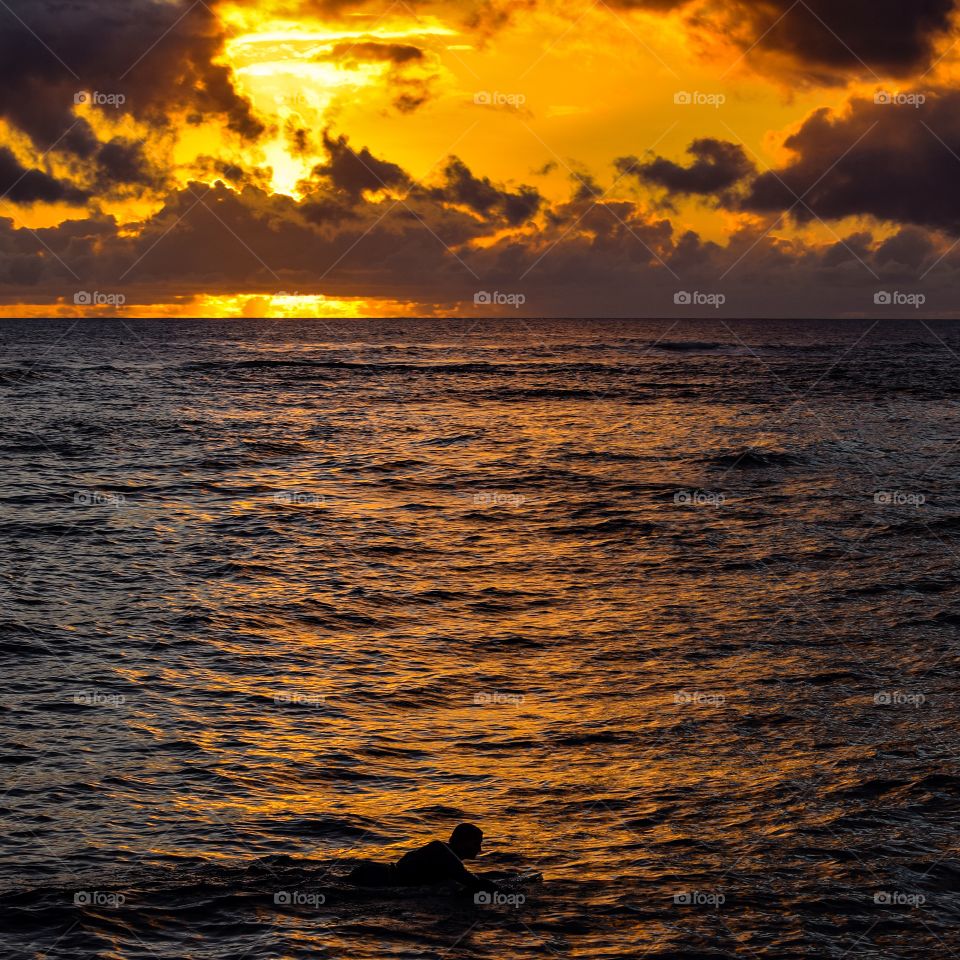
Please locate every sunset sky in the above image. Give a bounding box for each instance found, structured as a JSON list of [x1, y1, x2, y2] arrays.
[[2, 0, 960, 317]]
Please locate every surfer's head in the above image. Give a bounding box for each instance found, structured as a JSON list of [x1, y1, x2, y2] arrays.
[[449, 823, 484, 859]]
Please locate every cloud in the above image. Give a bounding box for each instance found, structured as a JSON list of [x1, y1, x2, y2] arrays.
[[0, 0, 262, 156], [0, 147, 88, 205], [2, 163, 959, 317], [617, 139, 754, 196], [0, 144, 928, 317], [427, 157, 542, 224], [232, 0, 537, 41], [95, 139, 158, 190], [318, 39, 436, 112], [0, 0, 957, 318], [630, 94, 960, 238], [322, 42, 426, 66], [311, 131, 411, 199], [740, 89, 960, 233], [608, 0, 957, 81]]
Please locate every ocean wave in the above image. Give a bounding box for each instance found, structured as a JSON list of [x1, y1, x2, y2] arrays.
[[703, 449, 803, 469]]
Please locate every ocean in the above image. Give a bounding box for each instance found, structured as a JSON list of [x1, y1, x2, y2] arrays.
[[1, 318, 958, 958]]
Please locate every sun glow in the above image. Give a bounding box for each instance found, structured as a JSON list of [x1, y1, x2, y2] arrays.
[[0, 293, 439, 319], [219, 17, 455, 198]]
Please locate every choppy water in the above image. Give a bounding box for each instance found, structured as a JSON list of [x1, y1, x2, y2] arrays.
[[1, 318, 959, 959]]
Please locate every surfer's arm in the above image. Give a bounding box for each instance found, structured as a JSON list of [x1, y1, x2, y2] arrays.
[[458, 866, 499, 893], [431, 842, 498, 892]]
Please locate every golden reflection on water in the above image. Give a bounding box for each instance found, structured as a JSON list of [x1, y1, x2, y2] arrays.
[[98, 393, 832, 887], [3, 321, 957, 959]]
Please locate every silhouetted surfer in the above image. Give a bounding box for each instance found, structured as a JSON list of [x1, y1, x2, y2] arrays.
[[348, 823, 499, 892]]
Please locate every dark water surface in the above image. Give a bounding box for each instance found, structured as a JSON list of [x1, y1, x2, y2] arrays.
[[1, 318, 958, 958]]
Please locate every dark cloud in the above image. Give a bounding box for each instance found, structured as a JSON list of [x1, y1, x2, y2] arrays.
[[0, 147, 88, 205], [95, 139, 156, 189], [390, 79, 434, 114], [740, 90, 960, 233], [875, 227, 936, 269], [428, 157, 541, 224], [822, 230, 872, 267], [607, 0, 957, 80], [300, 196, 360, 226], [286, 122, 315, 157], [312, 132, 411, 199], [190, 158, 274, 192], [617, 139, 754, 195], [2, 167, 959, 317], [570, 171, 603, 202], [289, 0, 539, 36], [101, 179, 491, 297], [0, 0, 262, 155], [322, 42, 426, 65], [319, 38, 436, 112]]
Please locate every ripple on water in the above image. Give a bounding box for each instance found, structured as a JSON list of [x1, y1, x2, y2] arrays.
[[1, 319, 958, 959]]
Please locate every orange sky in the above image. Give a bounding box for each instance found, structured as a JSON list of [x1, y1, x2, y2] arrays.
[[2, 0, 960, 317]]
